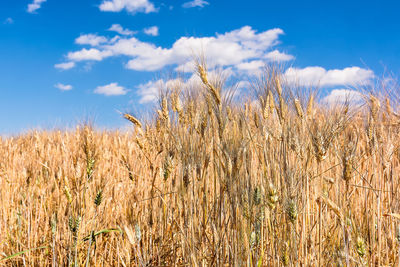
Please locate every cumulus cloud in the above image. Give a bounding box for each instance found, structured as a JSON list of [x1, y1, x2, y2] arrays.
[[264, 50, 294, 61], [137, 70, 233, 103], [99, 0, 156, 14], [236, 80, 251, 90], [136, 67, 373, 104], [143, 26, 159, 36], [94, 83, 128, 96], [322, 89, 363, 104], [284, 66, 374, 87], [27, 0, 46, 13], [108, 24, 135, 35], [54, 62, 76, 70], [55, 25, 377, 105], [236, 60, 265, 75], [55, 83, 73, 91], [136, 80, 163, 103], [58, 26, 292, 75], [75, 34, 108, 46], [67, 48, 113, 61], [182, 0, 209, 8], [137, 76, 200, 103], [125, 26, 287, 71]]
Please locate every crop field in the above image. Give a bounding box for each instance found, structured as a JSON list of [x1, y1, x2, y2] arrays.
[[1, 64, 400, 266]]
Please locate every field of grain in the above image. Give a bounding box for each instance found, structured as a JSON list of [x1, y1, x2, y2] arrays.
[[1, 63, 399, 266]]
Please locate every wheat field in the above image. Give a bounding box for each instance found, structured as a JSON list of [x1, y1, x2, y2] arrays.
[[1, 63, 400, 266]]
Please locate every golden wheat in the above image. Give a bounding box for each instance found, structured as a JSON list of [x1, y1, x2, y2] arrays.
[[0, 64, 399, 266]]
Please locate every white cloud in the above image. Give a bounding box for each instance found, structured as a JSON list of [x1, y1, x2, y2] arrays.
[[235, 80, 251, 90], [284, 66, 374, 87], [75, 34, 108, 46], [27, 0, 46, 13], [137, 71, 229, 103], [143, 26, 159, 36], [108, 24, 136, 35], [60, 26, 291, 75], [99, 0, 156, 14], [58, 26, 292, 76], [55, 83, 73, 91], [232, 80, 250, 97], [57, 25, 376, 107], [137, 80, 163, 103], [123, 26, 287, 71], [55, 62, 76, 70], [137, 76, 201, 103], [264, 50, 294, 61], [67, 48, 113, 61], [322, 89, 363, 104], [94, 83, 128, 96], [236, 60, 264, 75], [182, 0, 209, 8], [136, 66, 373, 104], [4, 18, 14, 24]]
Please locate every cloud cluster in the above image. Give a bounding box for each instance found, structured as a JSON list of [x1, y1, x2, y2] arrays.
[[322, 89, 363, 104], [144, 26, 159, 36], [94, 83, 128, 96], [55, 62, 76, 70], [182, 0, 210, 8], [55, 83, 73, 91], [67, 48, 113, 62], [27, 0, 47, 13], [137, 70, 234, 103], [108, 24, 136, 35], [137, 65, 374, 103], [284, 66, 374, 87], [99, 0, 156, 14], [57, 26, 292, 74], [56, 25, 374, 102], [75, 34, 108, 46], [136, 80, 164, 103]]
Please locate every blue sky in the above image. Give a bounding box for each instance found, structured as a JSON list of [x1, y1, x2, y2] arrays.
[[1, 0, 399, 134]]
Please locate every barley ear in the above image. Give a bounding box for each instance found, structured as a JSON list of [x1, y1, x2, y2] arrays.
[[94, 189, 103, 207], [294, 99, 304, 119], [123, 113, 142, 128]]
